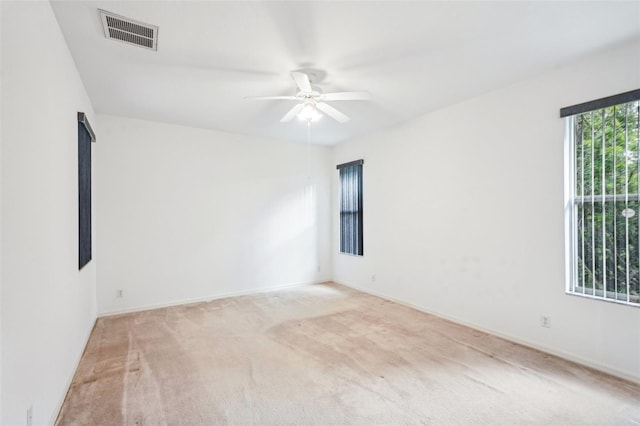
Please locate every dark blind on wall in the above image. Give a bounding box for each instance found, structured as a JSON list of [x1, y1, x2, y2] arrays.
[[338, 160, 363, 255], [78, 121, 92, 269], [560, 89, 640, 117]]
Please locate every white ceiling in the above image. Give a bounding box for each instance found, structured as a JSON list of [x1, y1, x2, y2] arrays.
[[51, 1, 640, 145]]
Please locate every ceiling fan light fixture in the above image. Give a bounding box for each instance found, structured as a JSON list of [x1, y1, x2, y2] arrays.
[[297, 103, 322, 122], [248, 71, 369, 123]]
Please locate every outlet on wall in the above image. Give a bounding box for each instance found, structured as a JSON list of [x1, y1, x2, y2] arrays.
[[540, 315, 551, 328], [116, 289, 123, 298], [27, 405, 33, 426], [371, 274, 376, 282]]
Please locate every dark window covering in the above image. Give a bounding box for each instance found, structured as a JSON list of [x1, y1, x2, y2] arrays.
[[560, 89, 640, 118], [77, 112, 96, 142], [78, 116, 93, 269], [338, 160, 363, 256]]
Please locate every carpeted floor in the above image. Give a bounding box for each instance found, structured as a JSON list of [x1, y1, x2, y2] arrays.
[[56, 282, 640, 425]]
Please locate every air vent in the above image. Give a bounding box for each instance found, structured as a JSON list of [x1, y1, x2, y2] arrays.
[[99, 10, 158, 51]]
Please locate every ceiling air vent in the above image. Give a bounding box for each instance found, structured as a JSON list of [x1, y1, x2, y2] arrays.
[[99, 10, 158, 51]]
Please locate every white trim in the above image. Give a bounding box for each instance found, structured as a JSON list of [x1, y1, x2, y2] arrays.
[[98, 279, 330, 317], [564, 116, 576, 295], [334, 280, 640, 385], [49, 317, 97, 425]]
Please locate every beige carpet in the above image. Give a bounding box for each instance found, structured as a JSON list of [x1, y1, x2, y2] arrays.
[[56, 283, 640, 425]]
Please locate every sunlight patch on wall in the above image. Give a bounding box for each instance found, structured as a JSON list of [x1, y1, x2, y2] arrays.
[[250, 183, 319, 284]]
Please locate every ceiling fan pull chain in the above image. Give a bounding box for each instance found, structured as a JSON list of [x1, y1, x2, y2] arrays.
[[307, 118, 311, 180]]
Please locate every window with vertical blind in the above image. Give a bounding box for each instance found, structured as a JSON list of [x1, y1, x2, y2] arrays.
[[338, 160, 363, 256], [78, 112, 96, 270], [562, 89, 640, 306]]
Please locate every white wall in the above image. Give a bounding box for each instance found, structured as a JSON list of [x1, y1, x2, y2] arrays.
[[0, 2, 3, 421], [96, 115, 332, 314], [1, 2, 97, 425], [333, 39, 640, 382]]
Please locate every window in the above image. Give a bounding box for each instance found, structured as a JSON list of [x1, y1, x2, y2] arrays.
[[338, 160, 363, 256], [78, 112, 96, 270], [563, 90, 640, 306]]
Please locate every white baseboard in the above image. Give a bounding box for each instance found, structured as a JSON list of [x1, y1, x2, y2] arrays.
[[98, 279, 331, 317], [334, 280, 640, 385], [49, 316, 97, 425]]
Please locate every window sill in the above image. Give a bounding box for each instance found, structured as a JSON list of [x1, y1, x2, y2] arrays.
[[565, 290, 639, 307], [339, 252, 363, 257]]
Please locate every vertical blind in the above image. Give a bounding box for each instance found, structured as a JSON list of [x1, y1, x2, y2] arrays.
[[78, 112, 96, 270], [562, 90, 640, 305], [338, 160, 363, 256]]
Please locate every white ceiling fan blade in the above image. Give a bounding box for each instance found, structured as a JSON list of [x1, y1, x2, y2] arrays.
[[244, 95, 298, 100], [321, 91, 371, 101], [316, 102, 350, 123], [280, 103, 305, 122], [291, 72, 312, 93]]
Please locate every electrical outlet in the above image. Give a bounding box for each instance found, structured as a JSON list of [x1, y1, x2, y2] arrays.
[[116, 289, 123, 298], [27, 405, 33, 426], [371, 274, 376, 282], [540, 316, 551, 328]]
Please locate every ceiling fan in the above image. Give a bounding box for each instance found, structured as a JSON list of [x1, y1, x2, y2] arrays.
[[246, 71, 371, 123]]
